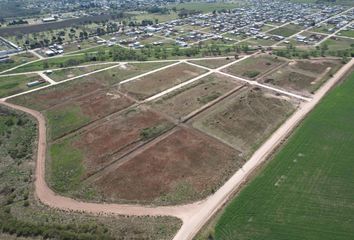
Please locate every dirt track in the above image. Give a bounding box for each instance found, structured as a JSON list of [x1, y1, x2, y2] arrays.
[[0, 57, 353, 240]]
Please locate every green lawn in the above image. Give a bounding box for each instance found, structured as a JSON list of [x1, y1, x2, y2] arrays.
[[0, 74, 48, 98], [337, 30, 354, 38], [322, 37, 354, 51], [0, 52, 38, 72], [201, 71, 354, 239]]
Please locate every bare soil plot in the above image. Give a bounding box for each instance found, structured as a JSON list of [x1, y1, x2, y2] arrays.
[[120, 63, 207, 100], [222, 54, 286, 79], [9, 77, 106, 110], [188, 58, 233, 69], [69, 106, 174, 178], [45, 87, 134, 140], [49, 64, 117, 82], [150, 73, 242, 120], [9, 62, 174, 109], [260, 59, 342, 95], [92, 127, 245, 205], [0, 74, 48, 98], [192, 87, 298, 158]]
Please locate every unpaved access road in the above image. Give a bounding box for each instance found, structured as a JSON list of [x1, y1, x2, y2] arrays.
[[0, 57, 352, 240]]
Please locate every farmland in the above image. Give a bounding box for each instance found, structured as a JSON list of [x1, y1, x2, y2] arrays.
[[199, 69, 354, 240]]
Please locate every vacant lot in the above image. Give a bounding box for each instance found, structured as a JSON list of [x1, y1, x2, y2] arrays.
[[9, 62, 173, 109], [48, 106, 174, 194], [222, 54, 286, 79], [192, 87, 297, 157], [49, 63, 117, 82], [269, 24, 303, 37], [0, 74, 48, 98], [0, 105, 181, 240], [120, 63, 207, 100], [45, 88, 134, 140], [0, 52, 38, 72], [203, 69, 354, 240], [261, 59, 342, 95], [322, 36, 354, 51], [92, 127, 245, 205], [188, 58, 233, 69], [150, 73, 242, 120]]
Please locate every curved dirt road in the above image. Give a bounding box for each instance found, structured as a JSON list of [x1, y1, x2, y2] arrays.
[[0, 58, 353, 240]]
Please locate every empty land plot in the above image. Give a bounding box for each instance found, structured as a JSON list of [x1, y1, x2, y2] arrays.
[[48, 106, 174, 194], [0, 74, 48, 98], [261, 59, 342, 95], [120, 63, 207, 100], [78, 61, 175, 86], [188, 58, 233, 69], [92, 127, 245, 205], [269, 24, 303, 37], [150, 73, 242, 120], [45, 88, 134, 140], [192, 87, 297, 158], [9, 77, 106, 110], [48, 64, 118, 82], [0, 52, 38, 72], [321, 37, 354, 51], [204, 68, 354, 240], [222, 54, 286, 79]]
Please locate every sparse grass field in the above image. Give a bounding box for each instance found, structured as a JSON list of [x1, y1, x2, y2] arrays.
[[150, 73, 241, 120], [200, 70, 354, 240], [48, 106, 174, 199], [0, 74, 48, 98], [337, 29, 354, 38], [269, 24, 303, 37], [92, 127, 245, 205], [48, 63, 117, 82], [0, 105, 181, 240], [188, 58, 233, 69], [321, 37, 354, 51], [222, 54, 286, 79], [261, 59, 342, 95], [192, 87, 297, 157], [0, 52, 38, 72], [120, 63, 207, 100]]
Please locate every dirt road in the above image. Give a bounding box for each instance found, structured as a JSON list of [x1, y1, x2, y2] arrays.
[[0, 57, 352, 240]]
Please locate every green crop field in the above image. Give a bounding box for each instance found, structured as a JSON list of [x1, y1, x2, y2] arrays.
[[199, 71, 354, 240]]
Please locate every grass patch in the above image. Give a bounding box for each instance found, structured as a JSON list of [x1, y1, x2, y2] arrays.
[[49, 139, 84, 193], [45, 105, 91, 140], [0, 74, 47, 98], [269, 24, 303, 37], [203, 70, 354, 240], [140, 123, 173, 140]]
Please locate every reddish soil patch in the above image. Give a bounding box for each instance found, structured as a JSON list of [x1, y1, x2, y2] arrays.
[[92, 127, 244, 205], [73, 107, 174, 177], [11, 78, 106, 111]]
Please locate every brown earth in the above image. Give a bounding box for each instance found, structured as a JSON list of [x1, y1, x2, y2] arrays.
[[92, 127, 245, 205], [71, 106, 174, 177], [188, 58, 233, 69], [150, 73, 241, 120], [120, 63, 207, 100]]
